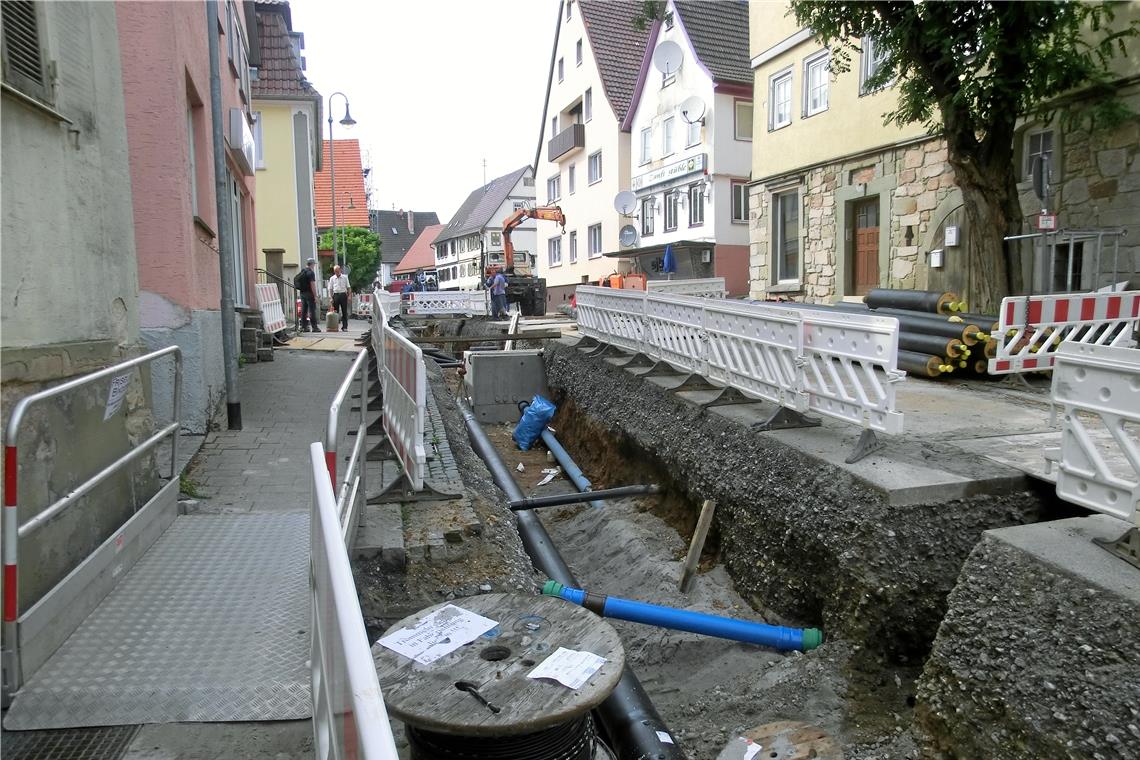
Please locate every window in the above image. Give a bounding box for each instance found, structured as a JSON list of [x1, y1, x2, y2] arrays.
[[2, 0, 49, 103], [569, 230, 578, 263], [688, 184, 705, 226], [252, 111, 265, 168], [641, 198, 654, 236], [548, 237, 562, 266], [588, 150, 602, 184], [565, 0, 572, 21], [576, 39, 583, 66], [664, 11, 674, 29], [558, 57, 564, 82], [640, 127, 652, 164], [584, 88, 592, 122], [662, 117, 674, 156], [513, 201, 525, 211], [568, 164, 576, 194], [803, 51, 829, 117], [686, 118, 701, 147], [588, 223, 602, 258], [735, 99, 754, 139], [731, 181, 749, 223], [768, 70, 791, 130], [491, 231, 502, 247], [664, 192, 678, 232], [550, 116, 558, 136], [547, 174, 561, 202], [773, 190, 800, 282], [860, 37, 890, 94], [1024, 129, 1055, 180], [187, 107, 199, 217]]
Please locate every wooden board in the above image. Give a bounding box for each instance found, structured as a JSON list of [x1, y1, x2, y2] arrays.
[[372, 593, 624, 736], [410, 331, 563, 344]]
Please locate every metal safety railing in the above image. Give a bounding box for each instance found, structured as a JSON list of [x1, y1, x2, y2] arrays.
[[1045, 343, 1139, 526], [308, 442, 399, 760], [989, 290, 1140, 375], [576, 286, 905, 457], [404, 291, 487, 316], [325, 349, 369, 549], [645, 277, 727, 299], [1005, 227, 1128, 294], [3, 346, 182, 699]]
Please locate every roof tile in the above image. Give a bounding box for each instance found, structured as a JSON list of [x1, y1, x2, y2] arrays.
[[395, 224, 445, 274], [313, 140, 371, 229], [673, 0, 750, 85], [436, 166, 533, 242], [371, 210, 442, 265], [251, 5, 318, 100], [579, 0, 652, 122]]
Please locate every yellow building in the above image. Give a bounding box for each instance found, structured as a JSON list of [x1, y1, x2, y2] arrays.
[[251, 1, 321, 287], [747, 2, 1140, 302]]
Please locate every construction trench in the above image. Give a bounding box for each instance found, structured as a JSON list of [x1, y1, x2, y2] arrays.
[[355, 317, 1139, 760]]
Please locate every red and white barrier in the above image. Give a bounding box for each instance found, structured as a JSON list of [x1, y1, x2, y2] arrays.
[[255, 283, 288, 334], [989, 291, 1140, 375], [381, 324, 427, 490]]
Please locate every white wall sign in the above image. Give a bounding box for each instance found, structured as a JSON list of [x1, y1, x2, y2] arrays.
[[104, 372, 132, 421], [632, 153, 706, 192]]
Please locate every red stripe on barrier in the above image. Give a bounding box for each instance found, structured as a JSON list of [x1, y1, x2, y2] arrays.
[[1027, 300, 1042, 325], [1106, 295, 1121, 320], [5, 446, 16, 506], [1132, 295, 1140, 318], [1024, 358, 1039, 369], [1004, 300, 1015, 326], [3, 563, 17, 622], [995, 360, 1011, 372], [1081, 297, 1095, 321], [325, 450, 336, 489], [1053, 298, 1069, 323]]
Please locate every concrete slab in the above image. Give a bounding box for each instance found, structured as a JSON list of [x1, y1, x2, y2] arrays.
[[915, 515, 1140, 759], [355, 503, 405, 570]]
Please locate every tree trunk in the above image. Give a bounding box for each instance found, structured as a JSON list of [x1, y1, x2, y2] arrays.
[[955, 163, 1023, 314]]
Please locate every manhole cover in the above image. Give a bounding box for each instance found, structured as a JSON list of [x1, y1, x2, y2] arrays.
[[716, 720, 840, 760], [1, 725, 140, 760]]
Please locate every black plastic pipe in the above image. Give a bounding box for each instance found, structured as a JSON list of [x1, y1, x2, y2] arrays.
[[508, 484, 661, 511], [864, 287, 960, 315], [457, 397, 684, 760]]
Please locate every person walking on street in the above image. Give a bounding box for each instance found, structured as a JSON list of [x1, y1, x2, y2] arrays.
[[329, 265, 351, 331], [486, 267, 509, 320], [297, 258, 321, 332]]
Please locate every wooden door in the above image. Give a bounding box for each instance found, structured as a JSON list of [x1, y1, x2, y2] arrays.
[[852, 198, 880, 296]]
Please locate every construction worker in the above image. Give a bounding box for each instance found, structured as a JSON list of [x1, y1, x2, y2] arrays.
[[487, 267, 509, 320]]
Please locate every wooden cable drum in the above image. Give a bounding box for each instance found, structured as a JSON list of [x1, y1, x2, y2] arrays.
[[897, 350, 953, 377], [899, 330, 970, 359], [373, 593, 625, 760], [864, 288, 961, 315]]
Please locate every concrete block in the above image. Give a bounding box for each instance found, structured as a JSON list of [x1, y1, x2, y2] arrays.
[[915, 515, 1140, 760], [354, 504, 405, 570], [257, 347, 274, 362]]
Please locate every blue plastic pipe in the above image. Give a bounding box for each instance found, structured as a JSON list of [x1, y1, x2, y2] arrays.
[[539, 427, 608, 510], [543, 581, 823, 652]]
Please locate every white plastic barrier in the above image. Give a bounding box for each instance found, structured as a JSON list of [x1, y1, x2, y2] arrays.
[[309, 443, 399, 760], [576, 285, 905, 435], [405, 291, 487, 316], [1046, 343, 1139, 525], [373, 291, 401, 323], [352, 293, 371, 318], [380, 323, 427, 490], [255, 283, 288, 333], [989, 290, 1139, 375], [646, 277, 727, 299]]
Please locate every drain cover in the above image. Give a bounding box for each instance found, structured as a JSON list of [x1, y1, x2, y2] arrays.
[[1, 725, 140, 760], [716, 721, 840, 760]]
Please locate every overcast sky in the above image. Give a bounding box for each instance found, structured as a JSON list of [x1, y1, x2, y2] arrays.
[[290, 0, 561, 224]]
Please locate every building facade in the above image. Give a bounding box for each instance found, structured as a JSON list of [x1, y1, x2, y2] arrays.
[[748, 3, 1140, 305], [535, 0, 651, 306], [434, 166, 536, 291], [371, 210, 441, 286], [251, 0, 321, 289], [623, 0, 752, 296], [118, 0, 258, 433]]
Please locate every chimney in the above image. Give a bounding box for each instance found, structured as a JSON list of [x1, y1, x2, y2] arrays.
[[407, 210, 414, 234]]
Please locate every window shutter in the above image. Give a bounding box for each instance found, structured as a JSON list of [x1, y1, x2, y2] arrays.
[[2, 1, 48, 101]]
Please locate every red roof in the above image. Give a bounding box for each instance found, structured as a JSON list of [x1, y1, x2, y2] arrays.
[[395, 224, 444, 274], [314, 139, 370, 228]]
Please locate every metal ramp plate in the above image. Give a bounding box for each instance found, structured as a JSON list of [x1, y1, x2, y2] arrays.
[[4, 513, 311, 730]]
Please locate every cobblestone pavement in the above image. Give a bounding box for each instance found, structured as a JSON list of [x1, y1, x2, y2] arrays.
[[185, 350, 358, 514]]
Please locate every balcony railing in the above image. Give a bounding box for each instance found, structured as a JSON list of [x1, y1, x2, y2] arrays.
[[548, 123, 586, 162]]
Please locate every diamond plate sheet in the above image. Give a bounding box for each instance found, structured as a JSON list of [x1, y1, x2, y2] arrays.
[[4, 514, 311, 730]]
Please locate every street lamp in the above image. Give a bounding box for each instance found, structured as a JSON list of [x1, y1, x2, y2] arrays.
[[327, 91, 356, 269], [338, 193, 356, 270]]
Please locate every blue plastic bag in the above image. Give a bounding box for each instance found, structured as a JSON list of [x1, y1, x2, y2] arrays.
[[513, 395, 557, 451]]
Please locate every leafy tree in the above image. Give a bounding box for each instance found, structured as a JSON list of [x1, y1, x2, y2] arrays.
[[319, 226, 380, 292], [790, 1, 1136, 310]]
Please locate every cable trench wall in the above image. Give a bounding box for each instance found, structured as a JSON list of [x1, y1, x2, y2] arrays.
[[575, 286, 906, 434]]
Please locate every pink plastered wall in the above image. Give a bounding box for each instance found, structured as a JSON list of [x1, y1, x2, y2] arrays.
[[117, 1, 257, 316]]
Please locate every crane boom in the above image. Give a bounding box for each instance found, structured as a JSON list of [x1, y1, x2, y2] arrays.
[[500, 205, 565, 275]]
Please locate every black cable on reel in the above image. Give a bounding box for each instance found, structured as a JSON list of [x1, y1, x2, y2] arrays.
[[406, 714, 597, 760]]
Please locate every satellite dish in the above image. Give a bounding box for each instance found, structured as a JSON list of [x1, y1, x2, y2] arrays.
[[619, 225, 639, 248], [614, 190, 638, 215], [679, 95, 706, 125], [652, 41, 684, 75]]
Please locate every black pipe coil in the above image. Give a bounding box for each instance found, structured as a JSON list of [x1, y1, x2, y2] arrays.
[[407, 715, 597, 760]]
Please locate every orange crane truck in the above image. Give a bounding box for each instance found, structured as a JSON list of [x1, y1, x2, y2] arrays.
[[486, 205, 565, 316]]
